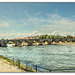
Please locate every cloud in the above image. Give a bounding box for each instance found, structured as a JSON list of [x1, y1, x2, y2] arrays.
[[24, 12, 41, 25], [1, 13, 75, 38], [31, 13, 74, 27], [49, 31, 75, 36], [0, 22, 10, 27], [72, 15, 75, 17], [41, 18, 75, 31], [24, 11, 30, 18], [29, 31, 41, 36], [0, 31, 41, 39], [21, 13, 75, 36], [0, 33, 27, 39], [35, 14, 75, 35], [47, 13, 61, 19], [50, 31, 70, 35], [0, 16, 12, 27]]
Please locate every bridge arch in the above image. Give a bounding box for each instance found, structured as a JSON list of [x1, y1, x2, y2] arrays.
[[42, 39, 51, 45], [51, 39, 56, 42]]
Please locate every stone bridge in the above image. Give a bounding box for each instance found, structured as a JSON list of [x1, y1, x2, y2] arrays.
[[0, 38, 75, 47]]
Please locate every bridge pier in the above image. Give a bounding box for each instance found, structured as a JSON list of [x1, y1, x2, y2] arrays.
[[0, 41, 7, 47], [14, 42, 22, 46], [0, 43, 7, 47], [48, 42, 51, 45], [42, 40, 51, 45], [2, 43, 7, 47], [23, 41, 33, 46], [28, 43, 33, 46]]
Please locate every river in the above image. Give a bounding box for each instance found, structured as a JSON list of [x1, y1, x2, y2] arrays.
[[0, 44, 75, 71]]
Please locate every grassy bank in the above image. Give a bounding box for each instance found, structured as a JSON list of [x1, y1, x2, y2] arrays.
[[0, 55, 35, 72]]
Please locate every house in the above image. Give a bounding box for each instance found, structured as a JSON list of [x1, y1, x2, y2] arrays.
[[35, 35, 39, 38], [26, 37, 31, 39], [25, 35, 39, 39], [12, 38, 20, 40], [21, 38, 25, 39], [72, 36, 75, 39]]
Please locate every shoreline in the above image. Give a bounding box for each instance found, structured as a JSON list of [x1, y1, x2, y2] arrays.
[[0, 58, 24, 72], [0, 55, 35, 72], [51, 42, 75, 45]]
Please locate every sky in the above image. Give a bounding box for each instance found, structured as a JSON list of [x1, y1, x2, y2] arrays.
[[0, 2, 75, 39]]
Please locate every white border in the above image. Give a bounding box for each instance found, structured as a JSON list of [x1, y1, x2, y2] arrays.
[[0, 1, 75, 75], [0, 0, 75, 2]]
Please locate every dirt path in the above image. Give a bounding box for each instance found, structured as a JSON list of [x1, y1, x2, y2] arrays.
[[0, 59, 25, 72]]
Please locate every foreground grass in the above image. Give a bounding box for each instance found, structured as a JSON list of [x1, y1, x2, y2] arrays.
[[0, 55, 35, 72]]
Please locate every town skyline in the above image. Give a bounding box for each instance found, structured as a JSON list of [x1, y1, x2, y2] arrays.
[[0, 3, 75, 39]]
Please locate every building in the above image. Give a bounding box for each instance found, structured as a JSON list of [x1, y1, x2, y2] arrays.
[[72, 36, 75, 39], [25, 35, 39, 39]]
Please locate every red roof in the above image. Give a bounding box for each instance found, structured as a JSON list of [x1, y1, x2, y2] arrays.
[[21, 38, 24, 39], [13, 38, 19, 39], [72, 36, 75, 38]]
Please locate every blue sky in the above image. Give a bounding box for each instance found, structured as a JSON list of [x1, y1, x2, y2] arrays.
[[0, 2, 75, 39]]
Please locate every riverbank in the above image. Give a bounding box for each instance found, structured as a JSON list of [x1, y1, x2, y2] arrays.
[[0, 58, 24, 72], [0, 56, 35, 72], [51, 42, 75, 45]]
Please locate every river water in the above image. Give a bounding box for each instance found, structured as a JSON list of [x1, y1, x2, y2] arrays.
[[0, 44, 75, 71]]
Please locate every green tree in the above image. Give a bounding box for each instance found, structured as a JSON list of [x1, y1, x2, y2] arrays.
[[8, 41, 14, 44], [1, 38, 4, 40], [50, 35, 54, 39], [39, 35, 44, 39], [46, 36, 50, 39], [56, 35, 61, 38], [66, 35, 72, 39]]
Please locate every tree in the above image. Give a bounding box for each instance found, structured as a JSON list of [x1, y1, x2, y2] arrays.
[[46, 36, 50, 39], [66, 35, 72, 39], [50, 35, 54, 39], [8, 41, 14, 44], [39, 35, 44, 39], [56, 35, 61, 38], [1, 38, 4, 40]]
